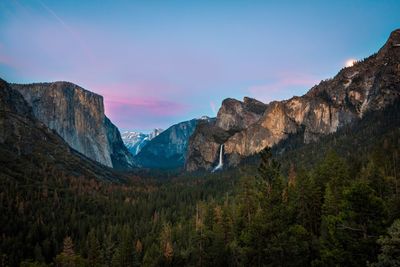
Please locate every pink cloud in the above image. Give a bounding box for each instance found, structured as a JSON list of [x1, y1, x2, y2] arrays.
[[0, 43, 18, 68], [105, 97, 187, 116], [0, 52, 25, 71], [92, 81, 186, 99], [0, 54, 12, 65], [103, 96, 188, 129]]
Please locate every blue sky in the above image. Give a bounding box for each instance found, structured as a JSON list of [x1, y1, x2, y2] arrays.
[[0, 0, 399, 131]]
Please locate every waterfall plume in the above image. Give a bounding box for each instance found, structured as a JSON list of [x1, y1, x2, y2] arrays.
[[212, 144, 224, 172]]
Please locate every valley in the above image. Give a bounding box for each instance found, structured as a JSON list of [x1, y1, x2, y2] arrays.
[[0, 3, 399, 265]]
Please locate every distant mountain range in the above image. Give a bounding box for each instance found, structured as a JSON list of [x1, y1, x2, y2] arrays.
[[133, 117, 214, 169], [121, 128, 163, 156]]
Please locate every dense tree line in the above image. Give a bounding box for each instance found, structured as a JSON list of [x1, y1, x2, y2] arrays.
[[1, 133, 399, 266], [0, 161, 237, 266]]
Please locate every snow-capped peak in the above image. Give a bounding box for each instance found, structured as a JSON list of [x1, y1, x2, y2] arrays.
[[121, 128, 164, 156]]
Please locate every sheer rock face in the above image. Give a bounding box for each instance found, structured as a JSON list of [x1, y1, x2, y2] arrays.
[[186, 29, 400, 171], [0, 78, 124, 182], [11, 82, 134, 169], [185, 120, 227, 171]]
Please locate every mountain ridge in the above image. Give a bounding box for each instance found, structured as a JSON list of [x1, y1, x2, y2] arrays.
[[186, 29, 400, 171], [122, 128, 163, 156]]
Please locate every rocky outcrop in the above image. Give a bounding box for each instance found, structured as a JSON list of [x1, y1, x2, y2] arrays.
[[0, 78, 124, 182], [134, 117, 213, 169], [216, 97, 267, 132], [185, 119, 229, 171], [11, 81, 135, 169], [185, 98, 265, 171], [186, 29, 400, 171]]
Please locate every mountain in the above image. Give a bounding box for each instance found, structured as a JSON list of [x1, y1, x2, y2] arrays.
[[10, 81, 135, 170], [134, 117, 213, 169], [121, 128, 163, 156], [0, 78, 125, 182], [186, 29, 400, 171]]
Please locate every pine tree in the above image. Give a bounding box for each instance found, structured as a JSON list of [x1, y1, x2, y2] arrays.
[[318, 181, 387, 266], [62, 236, 75, 258], [142, 243, 161, 267], [55, 236, 86, 267], [87, 229, 102, 266], [370, 219, 400, 267], [257, 147, 281, 197], [160, 223, 174, 263]]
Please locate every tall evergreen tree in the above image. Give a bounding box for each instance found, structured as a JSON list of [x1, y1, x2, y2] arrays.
[[370, 219, 400, 267]]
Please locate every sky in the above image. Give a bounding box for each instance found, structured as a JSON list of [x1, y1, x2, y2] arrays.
[[0, 0, 399, 132]]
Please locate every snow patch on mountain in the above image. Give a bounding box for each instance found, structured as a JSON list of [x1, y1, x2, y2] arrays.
[[121, 128, 163, 156]]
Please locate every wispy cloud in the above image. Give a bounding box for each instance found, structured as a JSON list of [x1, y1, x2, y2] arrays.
[[106, 97, 187, 115], [210, 101, 217, 115], [104, 96, 188, 129]]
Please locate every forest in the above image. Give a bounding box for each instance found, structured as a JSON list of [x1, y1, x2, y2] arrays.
[[1, 104, 400, 267]]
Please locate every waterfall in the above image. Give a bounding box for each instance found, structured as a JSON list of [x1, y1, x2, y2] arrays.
[[212, 144, 224, 172]]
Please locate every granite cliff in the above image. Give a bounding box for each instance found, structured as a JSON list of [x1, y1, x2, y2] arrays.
[[11, 82, 134, 170], [186, 29, 400, 171], [0, 78, 124, 182]]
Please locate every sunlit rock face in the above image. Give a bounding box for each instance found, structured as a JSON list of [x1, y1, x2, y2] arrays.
[[185, 98, 266, 172], [11, 81, 135, 169], [0, 78, 125, 182], [216, 97, 267, 132], [186, 29, 400, 171]]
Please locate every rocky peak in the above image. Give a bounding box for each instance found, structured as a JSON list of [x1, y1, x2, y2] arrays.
[[11, 81, 134, 169], [149, 128, 164, 139], [376, 28, 400, 61], [122, 128, 163, 156], [306, 29, 400, 118], [216, 97, 267, 132], [243, 97, 268, 113]]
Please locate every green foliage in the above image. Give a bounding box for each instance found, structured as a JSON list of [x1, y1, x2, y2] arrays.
[[370, 219, 400, 267]]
